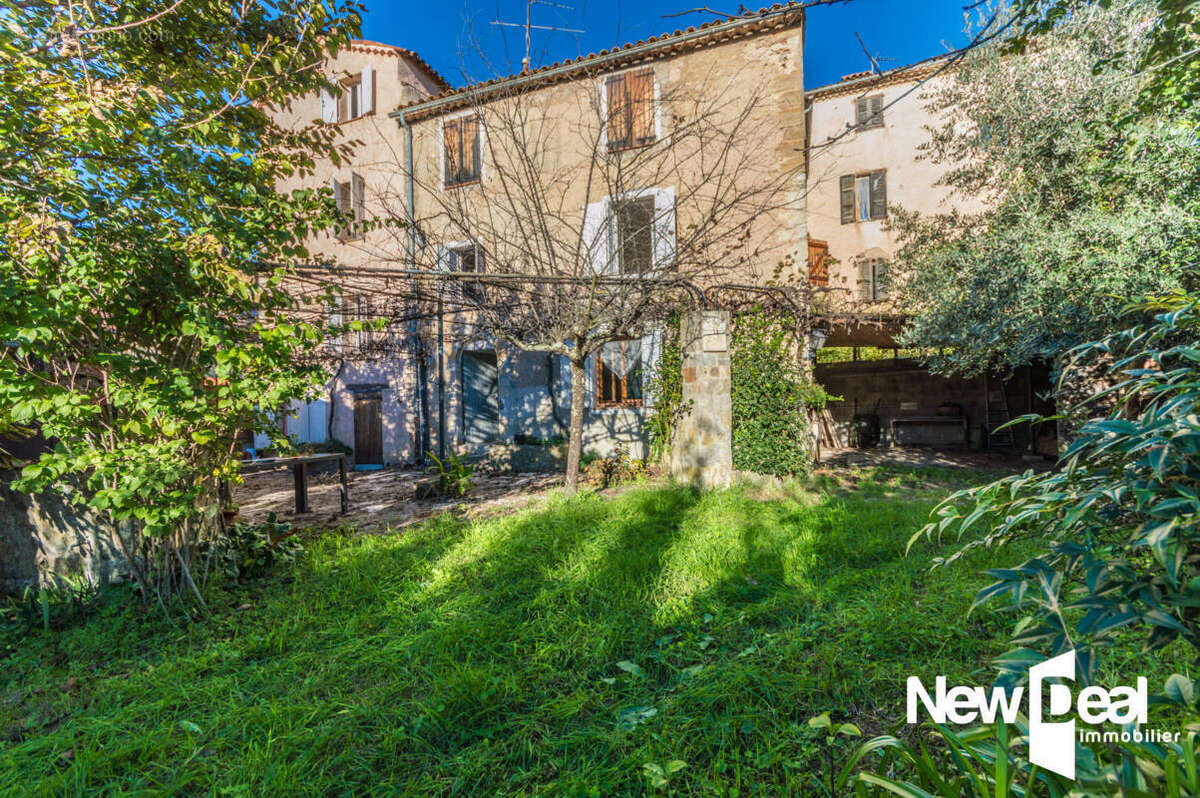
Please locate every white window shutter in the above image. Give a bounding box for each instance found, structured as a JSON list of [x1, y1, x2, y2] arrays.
[[361, 65, 374, 115], [320, 88, 337, 124], [653, 187, 676, 271], [435, 245, 451, 272], [582, 200, 614, 275]]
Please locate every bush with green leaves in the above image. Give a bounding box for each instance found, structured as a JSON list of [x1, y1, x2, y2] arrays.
[[731, 310, 835, 476], [0, 1, 362, 605], [427, 451, 475, 498], [834, 705, 1200, 797], [914, 293, 1200, 684], [209, 513, 303, 582]]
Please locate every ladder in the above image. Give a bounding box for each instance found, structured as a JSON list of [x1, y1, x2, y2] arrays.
[[984, 373, 1016, 450]]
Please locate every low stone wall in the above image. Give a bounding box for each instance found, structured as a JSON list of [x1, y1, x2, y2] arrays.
[[0, 474, 128, 596]]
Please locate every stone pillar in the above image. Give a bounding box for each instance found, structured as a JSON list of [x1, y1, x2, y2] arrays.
[[670, 310, 733, 489]]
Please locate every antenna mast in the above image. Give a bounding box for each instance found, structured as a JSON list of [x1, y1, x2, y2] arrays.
[[491, 0, 584, 72]]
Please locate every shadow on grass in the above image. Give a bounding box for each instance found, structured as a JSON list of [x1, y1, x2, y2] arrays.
[[0, 471, 1059, 797]]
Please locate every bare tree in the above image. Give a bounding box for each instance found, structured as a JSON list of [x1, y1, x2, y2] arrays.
[[376, 58, 809, 489]]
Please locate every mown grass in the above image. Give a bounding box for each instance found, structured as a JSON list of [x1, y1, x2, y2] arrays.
[[0, 467, 1178, 796]]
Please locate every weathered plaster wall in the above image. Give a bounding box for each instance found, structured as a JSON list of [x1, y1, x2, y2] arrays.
[[806, 71, 985, 308]]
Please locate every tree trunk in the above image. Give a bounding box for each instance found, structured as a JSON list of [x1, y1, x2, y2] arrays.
[[565, 356, 587, 491]]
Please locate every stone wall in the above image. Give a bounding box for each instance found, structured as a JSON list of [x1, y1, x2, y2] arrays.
[[671, 311, 733, 489], [0, 475, 129, 596]]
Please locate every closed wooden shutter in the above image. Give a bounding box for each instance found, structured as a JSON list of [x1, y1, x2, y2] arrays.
[[443, 120, 461, 185], [869, 170, 887, 220], [869, 95, 883, 126], [463, 117, 481, 180], [629, 69, 655, 145], [807, 238, 829, 285], [873, 259, 889, 299], [839, 175, 855, 224], [858, 259, 873, 302], [607, 74, 630, 149]]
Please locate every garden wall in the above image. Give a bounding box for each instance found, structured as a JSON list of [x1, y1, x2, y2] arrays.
[[815, 359, 988, 448], [0, 474, 128, 596]]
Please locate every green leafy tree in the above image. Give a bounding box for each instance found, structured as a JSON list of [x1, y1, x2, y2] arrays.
[[0, 1, 362, 605], [1005, 0, 1200, 112], [892, 1, 1200, 377]]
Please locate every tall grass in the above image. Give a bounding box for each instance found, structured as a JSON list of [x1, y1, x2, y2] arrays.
[[0, 469, 1177, 796]]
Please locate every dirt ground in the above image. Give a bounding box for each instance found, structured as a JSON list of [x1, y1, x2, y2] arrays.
[[817, 446, 1046, 472], [233, 466, 563, 533]]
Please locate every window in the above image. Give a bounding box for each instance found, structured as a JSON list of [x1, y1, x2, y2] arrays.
[[321, 67, 374, 124], [597, 339, 643, 407], [606, 69, 655, 151], [444, 116, 482, 187], [447, 243, 484, 300], [855, 94, 883, 128], [839, 170, 886, 223], [612, 195, 656, 274], [858, 257, 889, 302], [333, 173, 365, 239], [340, 76, 364, 121], [345, 293, 376, 350], [807, 238, 829, 286]]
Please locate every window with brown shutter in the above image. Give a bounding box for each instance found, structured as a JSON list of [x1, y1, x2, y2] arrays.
[[857, 257, 889, 302], [855, 94, 884, 128], [807, 238, 829, 285], [839, 175, 855, 224], [444, 116, 481, 187], [597, 339, 643, 407], [607, 69, 655, 151], [840, 170, 887, 224]]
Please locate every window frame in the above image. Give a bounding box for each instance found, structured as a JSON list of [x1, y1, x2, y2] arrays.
[[855, 94, 884, 129], [442, 114, 483, 189], [604, 67, 658, 152], [611, 194, 657, 275], [446, 241, 485, 301], [596, 339, 644, 408], [839, 169, 887, 224], [339, 74, 363, 122]]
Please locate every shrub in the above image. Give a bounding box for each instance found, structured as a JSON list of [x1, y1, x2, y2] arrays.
[[427, 451, 474, 498], [731, 310, 834, 476], [208, 512, 303, 582], [912, 293, 1200, 683], [582, 446, 649, 488]]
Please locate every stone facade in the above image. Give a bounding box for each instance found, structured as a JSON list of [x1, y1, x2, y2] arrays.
[[671, 311, 733, 488], [275, 10, 808, 465], [0, 476, 128, 596]]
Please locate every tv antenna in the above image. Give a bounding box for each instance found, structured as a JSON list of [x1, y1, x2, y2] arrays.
[[854, 31, 896, 75], [491, 0, 585, 73]]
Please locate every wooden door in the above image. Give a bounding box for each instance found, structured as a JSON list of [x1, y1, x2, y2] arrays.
[[353, 394, 383, 465]]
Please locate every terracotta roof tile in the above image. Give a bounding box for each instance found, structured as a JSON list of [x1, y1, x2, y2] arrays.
[[345, 39, 453, 91], [388, 2, 806, 121]]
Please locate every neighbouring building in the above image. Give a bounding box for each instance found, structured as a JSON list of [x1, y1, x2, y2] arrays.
[[805, 58, 1055, 453]]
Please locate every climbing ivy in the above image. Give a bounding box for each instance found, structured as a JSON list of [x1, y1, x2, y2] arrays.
[[649, 310, 835, 476]]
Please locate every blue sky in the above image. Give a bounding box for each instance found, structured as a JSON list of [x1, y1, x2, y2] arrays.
[[359, 0, 975, 90]]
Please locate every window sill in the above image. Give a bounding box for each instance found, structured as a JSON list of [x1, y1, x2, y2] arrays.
[[607, 139, 656, 153], [594, 403, 644, 412], [444, 178, 481, 190]]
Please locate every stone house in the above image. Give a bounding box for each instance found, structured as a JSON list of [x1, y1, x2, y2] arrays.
[[805, 58, 1054, 453], [273, 5, 809, 467]]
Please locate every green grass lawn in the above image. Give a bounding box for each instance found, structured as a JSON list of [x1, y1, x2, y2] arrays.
[[0, 467, 1177, 796]]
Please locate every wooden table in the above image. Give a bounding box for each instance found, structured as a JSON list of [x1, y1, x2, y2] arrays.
[[237, 453, 348, 515]]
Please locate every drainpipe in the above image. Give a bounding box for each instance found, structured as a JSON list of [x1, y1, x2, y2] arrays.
[[397, 110, 428, 466]]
